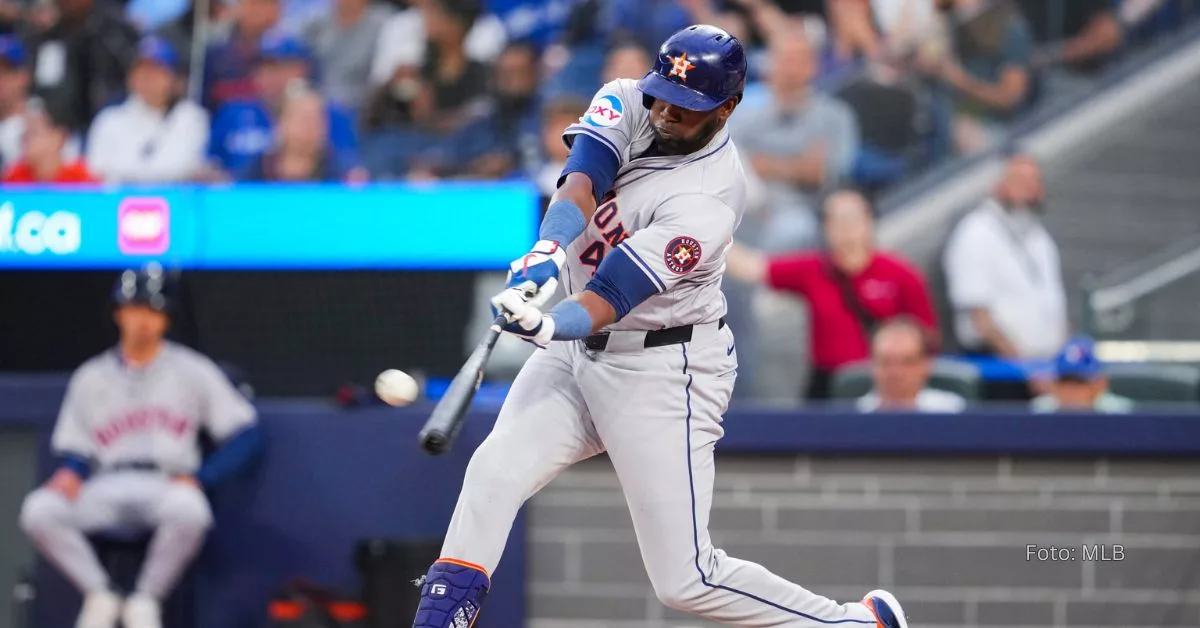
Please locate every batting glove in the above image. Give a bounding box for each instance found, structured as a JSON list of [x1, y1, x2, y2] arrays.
[[503, 240, 567, 310], [491, 288, 556, 348]]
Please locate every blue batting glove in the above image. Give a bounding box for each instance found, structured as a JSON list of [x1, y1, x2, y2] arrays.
[[503, 240, 567, 310]]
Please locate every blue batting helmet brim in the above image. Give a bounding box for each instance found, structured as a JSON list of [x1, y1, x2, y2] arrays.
[[637, 71, 729, 112]]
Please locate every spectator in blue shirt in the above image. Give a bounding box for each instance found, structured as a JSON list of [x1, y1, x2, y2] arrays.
[[203, 0, 282, 111], [239, 86, 362, 182], [208, 35, 357, 177], [1031, 336, 1135, 414]]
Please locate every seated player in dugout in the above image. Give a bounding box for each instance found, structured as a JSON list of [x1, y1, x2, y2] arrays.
[[19, 264, 264, 628], [412, 25, 909, 628]]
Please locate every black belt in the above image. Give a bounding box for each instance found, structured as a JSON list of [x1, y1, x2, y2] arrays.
[[584, 318, 725, 351], [109, 461, 161, 472]]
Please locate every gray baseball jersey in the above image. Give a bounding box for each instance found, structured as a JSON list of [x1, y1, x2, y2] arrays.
[[435, 79, 884, 627], [51, 341, 256, 473], [561, 78, 746, 331]]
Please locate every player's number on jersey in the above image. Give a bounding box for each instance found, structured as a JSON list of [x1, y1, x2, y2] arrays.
[[579, 241, 606, 272], [578, 197, 628, 275]]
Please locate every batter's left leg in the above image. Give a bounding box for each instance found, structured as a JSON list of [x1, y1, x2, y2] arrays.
[[583, 326, 906, 627]]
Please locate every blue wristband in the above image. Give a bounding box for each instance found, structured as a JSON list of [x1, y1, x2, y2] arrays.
[[58, 454, 92, 480], [548, 300, 595, 341], [539, 199, 587, 245]]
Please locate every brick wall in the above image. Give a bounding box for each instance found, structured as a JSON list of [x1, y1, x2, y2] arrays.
[[526, 455, 1200, 628]]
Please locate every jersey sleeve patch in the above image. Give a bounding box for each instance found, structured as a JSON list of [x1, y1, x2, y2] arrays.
[[582, 94, 624, 128], [664, 235, 702, 274]]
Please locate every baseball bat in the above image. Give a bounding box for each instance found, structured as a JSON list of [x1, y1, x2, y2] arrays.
[[418, 314, 507, 455]]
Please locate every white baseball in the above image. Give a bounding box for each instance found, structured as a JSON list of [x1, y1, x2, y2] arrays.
[[375, 369, 420, 407]]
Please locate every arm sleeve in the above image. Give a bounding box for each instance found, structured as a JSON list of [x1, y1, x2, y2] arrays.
[[50, 368, 95, 460], [584, 247, 661, 319], [942, 214, 994, 309], [608, 193, 738, 296], [560, 134, 619, 204], [562, 80, 641, 169], [195, 358, 257, 442], [765, 254, 817, 295], [195, 424, 264, 489]]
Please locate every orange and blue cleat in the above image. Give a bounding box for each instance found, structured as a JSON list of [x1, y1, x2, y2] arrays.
[[862, 589, 909, 628]]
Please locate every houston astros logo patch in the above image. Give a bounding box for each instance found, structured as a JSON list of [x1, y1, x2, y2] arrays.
[[667, 53, 695, 80], [664, 236, 701, 274]]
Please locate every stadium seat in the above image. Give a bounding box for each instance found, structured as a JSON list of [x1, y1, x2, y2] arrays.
[[830, 358, 982, 401], [1105, 363, 1200, 403]]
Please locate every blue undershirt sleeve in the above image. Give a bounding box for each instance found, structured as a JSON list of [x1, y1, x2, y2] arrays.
[[560, 134, 619, 205], [547, 300, 595, 341], [196, 424, 264, 489], [57, 453, 91, 480], [584, 247, 661, 320]]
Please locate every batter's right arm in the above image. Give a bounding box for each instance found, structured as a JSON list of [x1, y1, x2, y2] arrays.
[[495, 135, 620, 314], [495, 81, 633, 314]]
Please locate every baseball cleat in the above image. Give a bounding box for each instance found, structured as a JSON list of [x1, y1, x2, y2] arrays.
[[862, 589, 909, 628], [75, 589, 122, 628]]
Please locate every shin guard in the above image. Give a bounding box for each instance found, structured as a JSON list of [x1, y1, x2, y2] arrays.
[[412, 559, 490, 628]]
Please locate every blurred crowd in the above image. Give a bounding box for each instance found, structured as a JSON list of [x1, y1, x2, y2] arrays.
[[0, 0, 1195, 411], [0, 0, 1193, 188]]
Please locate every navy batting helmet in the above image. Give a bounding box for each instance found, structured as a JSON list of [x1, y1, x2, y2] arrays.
[[637, 24, 747, 112], [112, 263, 175, 313]]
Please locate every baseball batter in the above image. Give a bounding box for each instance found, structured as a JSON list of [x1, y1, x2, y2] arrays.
[[413, 25, 908, 628], [19, 265, 263, 628]]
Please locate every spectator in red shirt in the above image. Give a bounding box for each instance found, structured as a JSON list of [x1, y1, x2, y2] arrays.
[[726, 189, 937, 400], [3, 103, 97, 184]]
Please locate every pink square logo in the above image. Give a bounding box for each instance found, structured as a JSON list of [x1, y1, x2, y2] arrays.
[[117, 197, 170, 255]]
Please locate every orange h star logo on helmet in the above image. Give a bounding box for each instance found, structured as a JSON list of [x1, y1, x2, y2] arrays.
[[667, 52, 695, 81]]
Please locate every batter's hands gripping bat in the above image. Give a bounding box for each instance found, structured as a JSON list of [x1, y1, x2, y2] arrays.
[[419, 314, 507, 455]]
